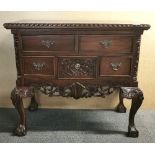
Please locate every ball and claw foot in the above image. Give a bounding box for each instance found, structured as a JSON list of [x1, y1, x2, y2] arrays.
[[127, 125, 139, 138], [116, 103, 127, 113], [14, 124, 27, 137]]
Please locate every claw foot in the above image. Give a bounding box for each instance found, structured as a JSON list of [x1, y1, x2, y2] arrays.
[[14, 124, 27, 137], [127, 125, 139, 138], [116, 103, 127, 113]]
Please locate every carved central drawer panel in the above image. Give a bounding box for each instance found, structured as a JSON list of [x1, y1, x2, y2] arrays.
[[23, 57, 55, 76], [22, 35, 75, 51], [58, 57, 97, 79], [100, 56, 131, 76], [79, 35, 132, 53]]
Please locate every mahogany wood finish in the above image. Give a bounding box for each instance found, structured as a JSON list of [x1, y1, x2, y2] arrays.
[[100, 56, 131, 76], [4, 21, 150, 137], [23, 56, 55, 76], [79, 35, 132, 53], [22, 35, 75, 51]]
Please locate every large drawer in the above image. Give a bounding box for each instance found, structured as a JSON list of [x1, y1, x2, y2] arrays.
[[22, 56, 55, 76], [79, 35, 132, 53], [22, 35, 75, 51], [58, 57, 97, 79], [100, 56, 131, 76]]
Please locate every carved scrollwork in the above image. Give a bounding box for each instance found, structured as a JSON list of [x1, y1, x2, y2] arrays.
[[93, 86, 114, 97], [11, 87, 34, 110], [11, 87, 34, 99], [120, 87, 144, 100], [58, 58, 97, 78], [34, 82, 114, 99], [35, 83, 60, 96], [13, 34, 21, 76], [133, 36, 141, 82]]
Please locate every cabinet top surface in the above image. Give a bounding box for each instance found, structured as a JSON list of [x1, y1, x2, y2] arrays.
[[3, 20, 150, 30]]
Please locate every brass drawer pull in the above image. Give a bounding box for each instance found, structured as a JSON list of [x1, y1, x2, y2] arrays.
[[99, 40, 112, 48], [41, 40, 55, 48], [33, 62, 45, 71], [110, 62, 122, 71]]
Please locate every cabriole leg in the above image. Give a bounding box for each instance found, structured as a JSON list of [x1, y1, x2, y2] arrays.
[[11, 87, 33, 136], [116, 88, 127, 113], [120, 87, 144, 138], [28, 90, 38, 112]]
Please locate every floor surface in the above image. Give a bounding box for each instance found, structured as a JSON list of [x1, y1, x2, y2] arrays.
[[0, 108, 155, 143]]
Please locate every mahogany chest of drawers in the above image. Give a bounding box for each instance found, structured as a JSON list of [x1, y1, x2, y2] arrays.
[[4, 21, 150, 137]]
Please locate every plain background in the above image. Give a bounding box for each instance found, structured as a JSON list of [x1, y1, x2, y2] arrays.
[[0, 11, 155, 109]]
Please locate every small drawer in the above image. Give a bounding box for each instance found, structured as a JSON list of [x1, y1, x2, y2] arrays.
[[100, 57, 131, 76], [79, 35, 132, 53], [22, 35, 75, 51], [58, 57, 97, 79], [23, 57, 55, 76]]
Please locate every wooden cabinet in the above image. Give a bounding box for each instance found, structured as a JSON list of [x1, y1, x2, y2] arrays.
[[4, 21, 150, 137]]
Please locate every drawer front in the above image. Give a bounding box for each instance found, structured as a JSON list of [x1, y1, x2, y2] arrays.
[[100, 57, 131, 76], [23, 57, 55, 76], [22, 35, 75, 51], [79, 35, 132, 53], [58, 57, 97, 79]]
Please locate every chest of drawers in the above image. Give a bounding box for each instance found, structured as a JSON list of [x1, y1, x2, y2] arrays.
[[4, 22, 150, 137]]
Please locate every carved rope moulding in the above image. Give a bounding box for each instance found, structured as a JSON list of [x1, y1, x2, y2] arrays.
[[3, 23, 151, 30]]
